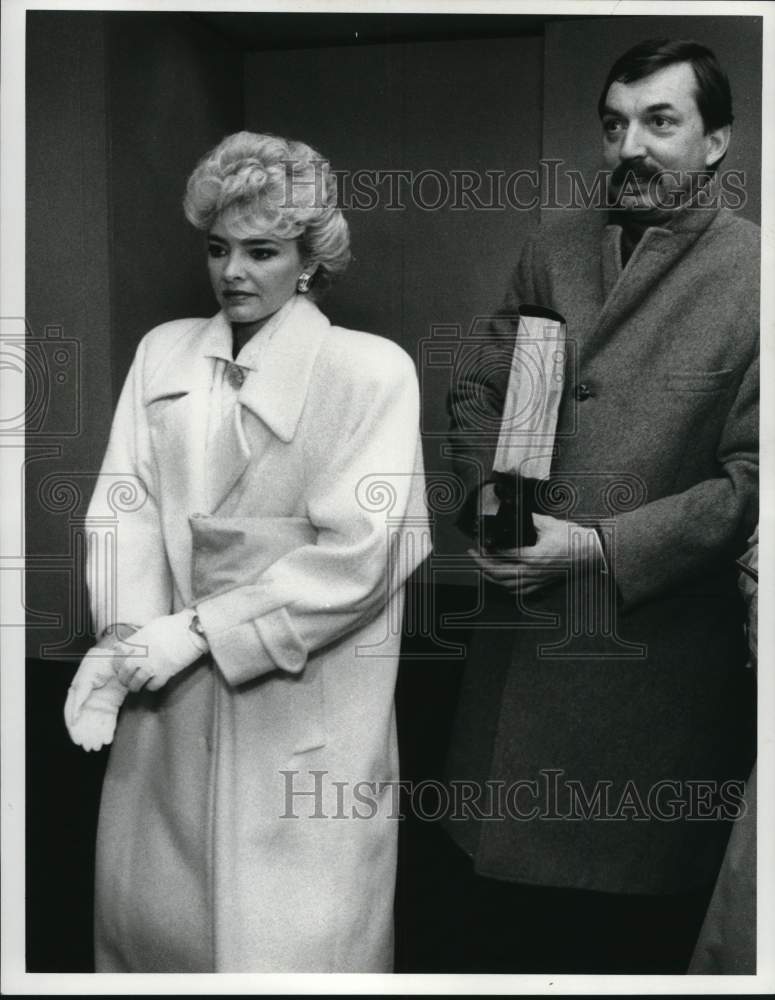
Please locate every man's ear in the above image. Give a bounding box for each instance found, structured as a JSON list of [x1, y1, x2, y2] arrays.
[[705, 124, 731, 169]]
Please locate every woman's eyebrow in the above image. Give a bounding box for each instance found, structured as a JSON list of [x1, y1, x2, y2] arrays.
[[240, 237, 278, 246], [207, 234, 277, 246]]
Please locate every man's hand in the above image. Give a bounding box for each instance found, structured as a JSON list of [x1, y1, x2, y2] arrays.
[[468, 513, 604, 596], [113, 610, 208, 693]]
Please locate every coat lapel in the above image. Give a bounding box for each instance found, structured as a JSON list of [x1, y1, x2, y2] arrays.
[[206, 295, 331, 513], [143, 315, 228, 518], [144, 298, 331, 518], [205, 397, 253, 514], [600, 225, 622, 300], [587, 202, 722, 357], [235, 295, 331, 444], [143, 314, 229, 602]]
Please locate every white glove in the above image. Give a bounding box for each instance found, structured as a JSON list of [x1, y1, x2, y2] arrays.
[[113, 610, 207, 693], [64, 646, 130, 751]]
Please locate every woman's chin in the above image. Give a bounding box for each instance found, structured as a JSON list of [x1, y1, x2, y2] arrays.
[[223, 303, 265, 323]]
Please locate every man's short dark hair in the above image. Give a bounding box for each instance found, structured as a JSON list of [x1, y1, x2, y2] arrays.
[[597, 38, 734, 133]]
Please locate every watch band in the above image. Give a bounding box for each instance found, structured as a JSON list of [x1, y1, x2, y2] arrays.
[[189, 612, 206, 638], [97, 622, 141, 644], [188, 611, 209, 654]]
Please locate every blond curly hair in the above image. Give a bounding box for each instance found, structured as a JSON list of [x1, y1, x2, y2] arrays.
[[184, 131, 351, 291]]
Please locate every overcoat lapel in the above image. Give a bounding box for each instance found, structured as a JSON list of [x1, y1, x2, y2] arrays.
[[143, 313, 227, 602], [235, 296, 331, 443], [206, 395, 252, 515], [208, 295, 331, 511], [586, 204, 722, 357], [143, 316, 220, 518], [600, 225, 622, 300], [142, 299, 332, 594]]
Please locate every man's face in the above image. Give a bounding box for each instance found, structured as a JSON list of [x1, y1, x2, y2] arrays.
[[601, 61, 729, 211]]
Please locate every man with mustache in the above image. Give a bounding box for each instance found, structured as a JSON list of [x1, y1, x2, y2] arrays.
[[438, 38, 758, 974]]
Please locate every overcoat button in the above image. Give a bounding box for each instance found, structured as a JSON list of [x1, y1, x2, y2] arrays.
[[574, 382, 593, 401]]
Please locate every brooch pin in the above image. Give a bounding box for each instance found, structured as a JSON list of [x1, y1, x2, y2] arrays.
[[226, 363, 246, 389]]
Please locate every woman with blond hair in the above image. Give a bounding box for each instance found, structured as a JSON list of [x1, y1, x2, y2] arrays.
[[64, 131, 428, 972]]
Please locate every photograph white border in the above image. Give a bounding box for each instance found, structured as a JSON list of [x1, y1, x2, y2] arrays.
[[2, 0, 773, 993]]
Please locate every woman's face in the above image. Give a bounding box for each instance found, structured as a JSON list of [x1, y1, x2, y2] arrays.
[[207, 215, 308, 334]]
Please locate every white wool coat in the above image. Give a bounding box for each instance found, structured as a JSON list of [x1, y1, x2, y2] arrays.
[[86, 295, 429, 972]]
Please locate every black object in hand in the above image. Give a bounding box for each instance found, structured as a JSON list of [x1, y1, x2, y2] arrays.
[[479, 472, 538, 551]]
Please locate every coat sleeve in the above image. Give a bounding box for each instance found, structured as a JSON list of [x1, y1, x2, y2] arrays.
[[601, 346, 758, 610], [86, 335, 174, 635], [195, 348, 429, 685]]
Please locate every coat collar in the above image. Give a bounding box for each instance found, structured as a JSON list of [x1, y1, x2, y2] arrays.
[[237, 295, 331, 442], [588, 195, 724, 356], [601, 179, 724, 277], [144, 294, 331, 443]]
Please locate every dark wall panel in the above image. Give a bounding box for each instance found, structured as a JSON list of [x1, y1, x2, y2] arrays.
[[244, 36, 543, 559], [244, 43, 406, 343], [25, 12, 113, 660], [26, 12, 115, 970], [106, 13, 244, 388]]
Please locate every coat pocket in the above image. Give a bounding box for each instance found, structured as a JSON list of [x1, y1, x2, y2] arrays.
[[665, 369, 735, 393], [250, 650, 327, 757], [285, 657, 327, 755]]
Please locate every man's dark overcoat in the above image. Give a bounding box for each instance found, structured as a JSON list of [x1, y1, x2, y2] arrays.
[[446, 202, 758, 894]]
